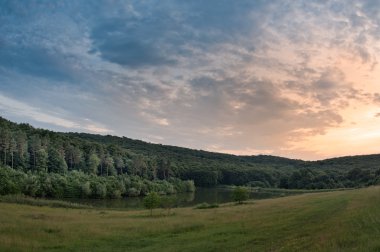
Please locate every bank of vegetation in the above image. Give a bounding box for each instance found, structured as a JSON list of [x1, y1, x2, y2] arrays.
[[1, 116, 380, 200]]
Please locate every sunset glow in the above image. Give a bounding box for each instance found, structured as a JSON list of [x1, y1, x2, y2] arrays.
[[1, 1, 380, 160]]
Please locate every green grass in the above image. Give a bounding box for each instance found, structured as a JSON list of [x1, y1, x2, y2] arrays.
[[255, 187, 354, 193], [0, 194, 92, 209], [194, 202, 219, 209], [1, 187, 380, 251]]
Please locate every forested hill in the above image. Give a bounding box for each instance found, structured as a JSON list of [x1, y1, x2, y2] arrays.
[[1, 116, 380, 192]]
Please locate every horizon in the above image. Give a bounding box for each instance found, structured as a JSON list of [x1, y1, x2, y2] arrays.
[[3, 115, 380, 162], [1, 1, 380, 160]]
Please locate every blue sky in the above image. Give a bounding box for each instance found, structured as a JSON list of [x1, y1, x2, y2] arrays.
[[1, 0, 380, 159]]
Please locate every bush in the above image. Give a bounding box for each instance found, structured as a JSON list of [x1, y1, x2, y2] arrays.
[[194, 202, 219, 209], [232, 186, 249, 204], [184, 180, 196, 192], [247, 180, 269, 188], [144, 192, 161, 216], [0, 166, 196, 199], [81, 182, 92, 198], [127, 187, 140, 197], [92, 183, 107, 199]]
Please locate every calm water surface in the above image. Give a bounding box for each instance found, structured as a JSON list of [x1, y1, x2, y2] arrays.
[[65, 187, 299, 209]]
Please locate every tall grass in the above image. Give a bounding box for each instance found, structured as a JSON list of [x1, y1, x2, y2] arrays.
[[1, 187, 380, 251], [0, 194, 92, 209]]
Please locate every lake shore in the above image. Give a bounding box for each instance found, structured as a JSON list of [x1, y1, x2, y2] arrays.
[[1, 186, 380, 251]]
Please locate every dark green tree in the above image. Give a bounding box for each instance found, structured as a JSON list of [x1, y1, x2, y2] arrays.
[[9, 137, 16, 169], [131, 155, 147, 177], [157, 158, 172, 180], [232, 186, 249, 204], [35, 149, 48, 173], [97, 146, 105, 175], [144, 192, 161, 216], [48, 148, 68, 174], [88, 153, 100, 175], [29, 135, 41, 171], [15, 131, 28, 170], [0, 128, 11, 165], [104, 155, 114, 176], [114, 155, 124, 175]]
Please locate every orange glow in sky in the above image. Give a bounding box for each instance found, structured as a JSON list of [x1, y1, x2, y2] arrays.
[[1, 1, 380, 160]]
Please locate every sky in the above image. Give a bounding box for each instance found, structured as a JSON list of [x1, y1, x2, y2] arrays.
[[0, 0, 380, 160]]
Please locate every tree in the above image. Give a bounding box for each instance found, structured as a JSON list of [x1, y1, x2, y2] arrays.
[[131, 155, 147, 177], [104, 155, 114, 176], [157, 158, 172, 180], [147, 158, 158, 180], [29, 135, 41, 171], [97, 146, 105, 175], [88, 153, 100, 175], [48, 147, 68, 174], [15, 131, 28, 170], [232, 186, 249, 204], [35, 149, 48, 173], [0, 128, 11, 165], [183, 170, 218, 187], [66, 145, 82, 170], [143, 192, 161, 216], [114, 156, 124, 174], [9, 137, 16, 169]]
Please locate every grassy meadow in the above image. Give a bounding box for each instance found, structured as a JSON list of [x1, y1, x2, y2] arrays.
[[1, 187, 380, 252]]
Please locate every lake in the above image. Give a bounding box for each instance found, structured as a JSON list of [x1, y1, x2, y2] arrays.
[[64, 187, 300, 209]]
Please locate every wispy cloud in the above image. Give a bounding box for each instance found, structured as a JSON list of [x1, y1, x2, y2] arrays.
[[0, 93, 112, 134], [1, 0, 380, 159]]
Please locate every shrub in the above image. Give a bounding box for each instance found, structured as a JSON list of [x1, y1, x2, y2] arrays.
[[127, 187, 140, 197], [232, 186, 249, 204], [144, 192, 161, 216], [194, 202, 219, 209]]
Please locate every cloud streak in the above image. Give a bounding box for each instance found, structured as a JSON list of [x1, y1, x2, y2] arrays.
[[1, 0, 380, 159], [0, 93, 112, 134]]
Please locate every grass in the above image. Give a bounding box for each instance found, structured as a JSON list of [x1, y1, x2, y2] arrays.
[[1, 187, 380, 251], [255, 187, 354, 193], [0, 194, 92, 209], [194, 202, 219, 209]]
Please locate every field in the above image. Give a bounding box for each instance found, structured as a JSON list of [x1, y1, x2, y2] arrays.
[[1, 187, 380, 252]]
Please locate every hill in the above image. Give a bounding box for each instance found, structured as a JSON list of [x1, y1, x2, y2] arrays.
[[1, 116, 380, 198]]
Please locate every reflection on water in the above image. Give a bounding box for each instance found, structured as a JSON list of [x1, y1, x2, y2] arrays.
[[65, 187, 297, 209]]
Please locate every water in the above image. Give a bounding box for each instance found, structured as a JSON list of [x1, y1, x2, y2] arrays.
[[65, 187, 298, 209]]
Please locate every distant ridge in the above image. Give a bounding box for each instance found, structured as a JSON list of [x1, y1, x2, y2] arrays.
[[1, 116, 380, 188]]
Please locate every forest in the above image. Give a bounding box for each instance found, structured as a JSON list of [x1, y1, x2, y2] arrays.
[[1, 116, 380, 199]]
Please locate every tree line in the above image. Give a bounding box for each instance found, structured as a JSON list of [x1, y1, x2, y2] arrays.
[[0, 118, 194, 198], [0, 166, 195, 199], [1, 116, 380, 197]]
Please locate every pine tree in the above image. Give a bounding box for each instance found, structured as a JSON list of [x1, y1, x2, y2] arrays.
[[9, 137, 16, 169], [88, 153, 100, 175], [48, 148, 68, 174], [0, 128, 11, 166], [36, 149, 48, 173], [29, 135, 41, 171]]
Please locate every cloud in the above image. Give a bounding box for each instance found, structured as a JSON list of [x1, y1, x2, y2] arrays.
[[0, 93, 112, 134], [88, 0, 266, 67], [0, 46, 75, 81], [90, 18, 177, 67], [0, 93, 79, 128], [174, 75, 345, 149], [2, 0, 380, 159], [373, 93, 380, 103]]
